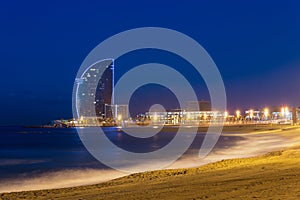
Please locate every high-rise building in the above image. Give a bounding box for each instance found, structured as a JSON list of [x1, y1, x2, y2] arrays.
[[95, 62, 114, 118], [76, 59, 114, 119]]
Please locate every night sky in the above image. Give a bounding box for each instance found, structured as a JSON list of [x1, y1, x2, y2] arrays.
[[1, 0, 300, 125]]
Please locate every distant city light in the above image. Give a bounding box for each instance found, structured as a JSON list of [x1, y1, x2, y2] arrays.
[[249, 109, 254, 119], [224, 111, 229, 118], [264, 108, 269, 117], [187, 112, 191, 119], [281, 107, 285, 116], [285, 107, 289, 113], [117, 115, 122, 121], [236, 110, 241, 118], [153, 113, 158, 121], [285, 107, 290, 117]]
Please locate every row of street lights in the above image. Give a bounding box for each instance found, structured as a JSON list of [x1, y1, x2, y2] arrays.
[[224, 106, 290, 120]]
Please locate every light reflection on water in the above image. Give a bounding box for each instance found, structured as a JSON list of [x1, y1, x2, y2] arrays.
[[0, 126, 252, 193]]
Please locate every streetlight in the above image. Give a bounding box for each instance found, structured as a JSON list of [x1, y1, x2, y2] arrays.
[[281, 107, 285, 117], [224, 111, 229, 119], [224, 111, 229, 124], [285, 107, 289, 114], [264, 108, 269, 118], [236, 110, 241, 118], [117, 114, 122, 121], [285, 107, 290, 119], [224, 111, 228, 118], [264, 108, 269, 123], [203, 113, 207, 120]]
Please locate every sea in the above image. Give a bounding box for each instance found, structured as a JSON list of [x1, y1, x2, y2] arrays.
[[0, 126, 285, 193]]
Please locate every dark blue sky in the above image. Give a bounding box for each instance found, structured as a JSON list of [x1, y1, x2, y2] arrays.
[[1, 0, 300, 125]]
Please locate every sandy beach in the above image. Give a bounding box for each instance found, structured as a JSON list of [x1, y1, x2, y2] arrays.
[[1, 125, 300, 200]]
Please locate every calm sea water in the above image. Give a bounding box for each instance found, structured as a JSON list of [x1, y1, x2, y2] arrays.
[[0, 126, 244, 192]]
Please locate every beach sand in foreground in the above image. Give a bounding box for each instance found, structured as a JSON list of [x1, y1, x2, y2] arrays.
[[1, 126, 300, 200]]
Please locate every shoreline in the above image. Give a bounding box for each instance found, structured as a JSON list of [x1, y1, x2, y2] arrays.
[[1, 126, 300, 199]]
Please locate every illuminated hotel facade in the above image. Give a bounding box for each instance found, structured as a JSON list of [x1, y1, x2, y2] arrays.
[[76, 59, 114, 119]]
